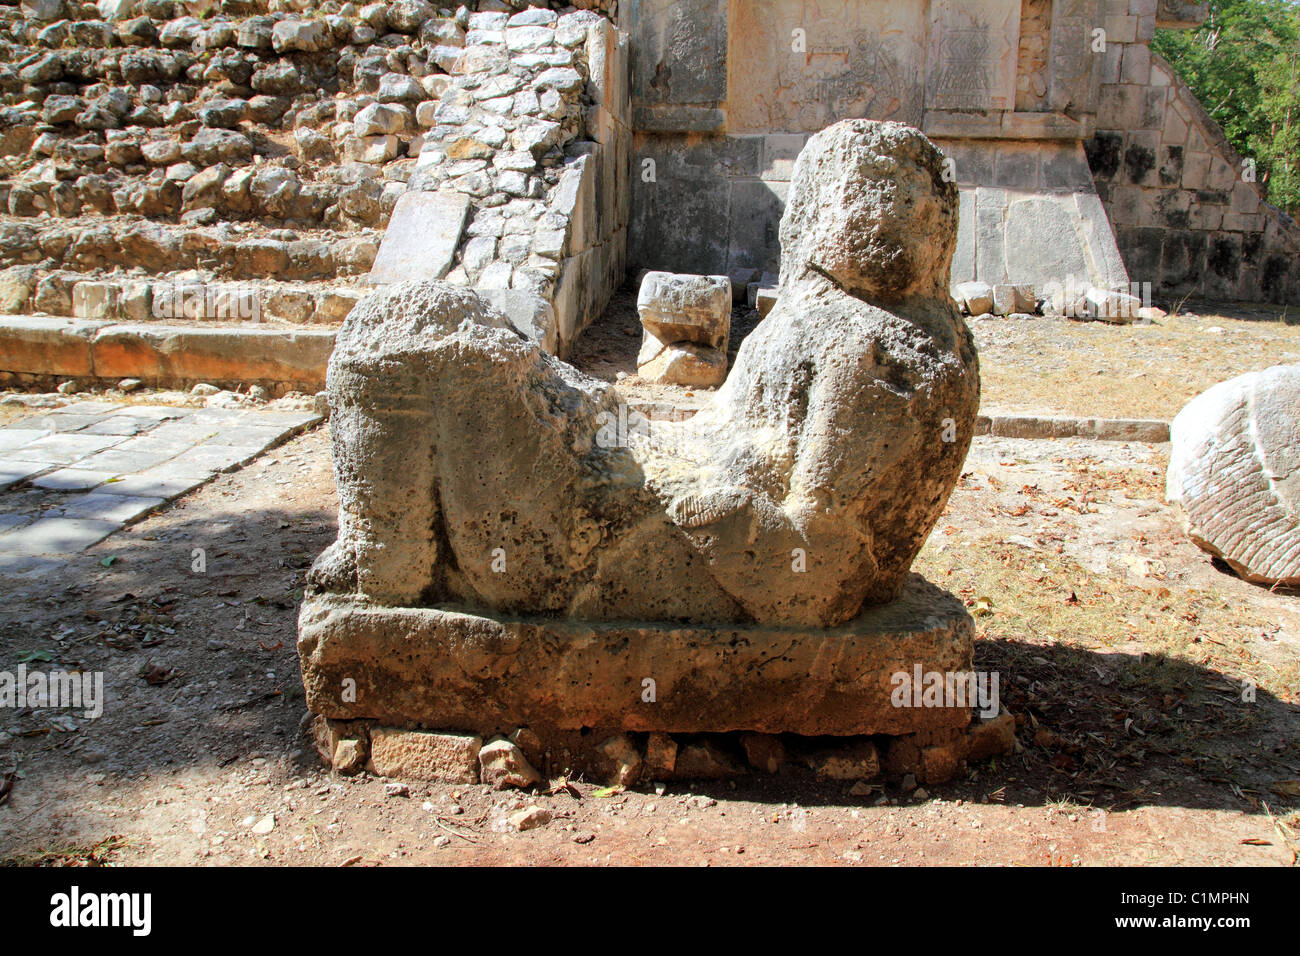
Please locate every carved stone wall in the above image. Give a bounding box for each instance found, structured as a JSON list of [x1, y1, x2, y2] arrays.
[[624, 0, 1128, 295], [622, 0, 1295, 305]]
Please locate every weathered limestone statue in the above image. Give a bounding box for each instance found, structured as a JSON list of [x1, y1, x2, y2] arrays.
[[299, 121, 986, 759], [309, 120, 979, 628]]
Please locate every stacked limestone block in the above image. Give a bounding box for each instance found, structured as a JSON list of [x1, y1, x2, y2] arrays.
[[399, 3, 631, 354], [1014, 0, 1052, 113], [635, 271, 730, 388]]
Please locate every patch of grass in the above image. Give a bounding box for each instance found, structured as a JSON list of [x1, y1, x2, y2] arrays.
[[976, 306, 1300, 420], [0, 835, 128, 868]]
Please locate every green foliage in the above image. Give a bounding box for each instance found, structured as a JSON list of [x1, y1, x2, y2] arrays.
[[1153, 0, 1300, 213]]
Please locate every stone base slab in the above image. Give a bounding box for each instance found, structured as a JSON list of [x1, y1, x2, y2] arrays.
[[297, 574, 975, 739], [0, 316, 335, 393]]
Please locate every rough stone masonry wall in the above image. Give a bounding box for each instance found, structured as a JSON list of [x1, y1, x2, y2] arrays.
[[0, 0, 622, 330], [1088, 36, 1300, 304], [1014, 0, 1052, 113], [395, 1, 630, 354]]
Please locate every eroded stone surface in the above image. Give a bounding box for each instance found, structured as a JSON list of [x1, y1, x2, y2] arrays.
[[636, 272, 731, 349], [367, 727, 482, 783], [298, 575, 976, 737], [310, 120, 979, 629], [1167, 364, 1300, 586]]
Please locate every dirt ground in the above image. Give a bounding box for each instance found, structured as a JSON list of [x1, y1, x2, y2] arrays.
[[572, 291, 1300, 422], [1, 300, 1299, 867], [972, 300, 1300, 420]]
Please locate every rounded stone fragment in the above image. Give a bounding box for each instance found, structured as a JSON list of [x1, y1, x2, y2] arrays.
[[1167, 365, 1300, 586], [478, 737, 542, 790], [779, 120, 958, 303]]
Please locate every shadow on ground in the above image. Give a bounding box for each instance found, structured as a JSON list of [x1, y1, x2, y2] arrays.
[[1, 484, 1296, 843]]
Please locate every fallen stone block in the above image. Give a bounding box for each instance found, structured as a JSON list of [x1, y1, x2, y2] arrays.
[[478, 737, 542, 790], [508, 805, 552, 831], [333, 738, 367, 775], [636, 271, 730, 349], [1082, 286, 1141, 323], [367, 191, 470, 284], [1012, 284, 1038, 314], [991, 283, 1016, 316], [953, 280, 993, 316], [637, 336, 727, 387], [595, 733, 643, 787]]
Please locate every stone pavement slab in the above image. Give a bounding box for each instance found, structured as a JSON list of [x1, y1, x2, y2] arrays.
[[49, 401, 125, 415], [79, 415, 158, 436], [72, 448, 176, 473], [6, 414, 113, 433], [94, 471, 210, 500], [31, 468, 121, 491], [0, 514, 30, 534], [169, 443, 265, 473], [107, 405, 185, 421], [44, 492, 168, 524], [0, 430, 53, 452], [1, 516, 120, 554], [0, 460, 60, 490], [12, 433, 125, 464], [0, 400, 323, 560]]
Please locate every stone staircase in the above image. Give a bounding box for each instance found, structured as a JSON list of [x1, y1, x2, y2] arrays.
[[0, 0, 625, 391]]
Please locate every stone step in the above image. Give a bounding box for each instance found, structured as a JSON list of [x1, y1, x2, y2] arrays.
[[0, 215, 379, 279], [2, 267, 366, 323], [2, 151, 413, 229], [0, 313, 335, 393], [974, 412, 1170, 443]]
